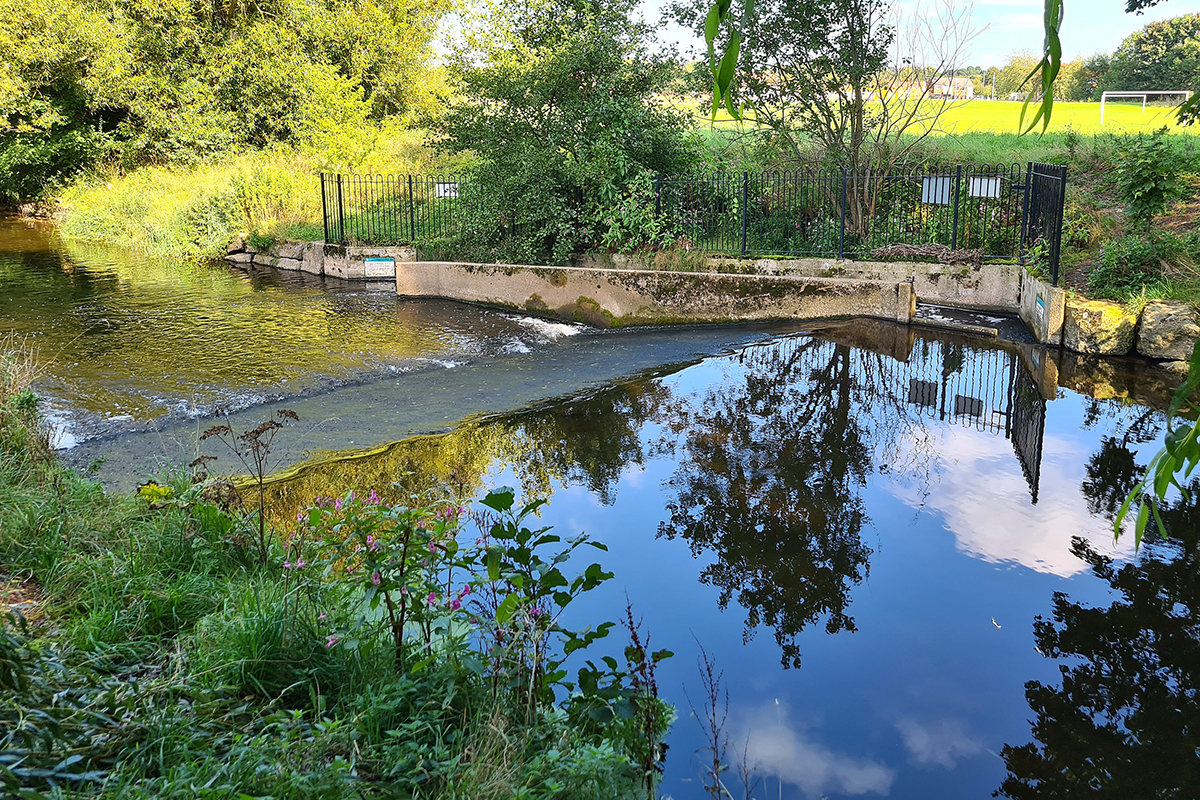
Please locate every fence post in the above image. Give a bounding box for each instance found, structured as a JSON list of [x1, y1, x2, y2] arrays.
[[319, 173, 329, 244], [335, 174, 346, 245], [1052, 166, 1068, 287], [838, 167, 847, 260], [407, 175, 416, 244], [740, 171, 749, 257], [1018, 161, 1032, 265], [951, 165, 963, 250]]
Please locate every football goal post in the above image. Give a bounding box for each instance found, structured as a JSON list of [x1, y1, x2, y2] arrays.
[[1100, 90, 1193, 125]]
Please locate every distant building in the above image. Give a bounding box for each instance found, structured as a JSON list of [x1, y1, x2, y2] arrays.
[[930, 76, 975, 100]]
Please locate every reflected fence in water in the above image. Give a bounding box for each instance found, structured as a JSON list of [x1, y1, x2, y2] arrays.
[[744, 331, 1048, 502]]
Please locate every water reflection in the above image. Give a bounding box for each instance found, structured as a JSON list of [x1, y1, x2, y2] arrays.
[[998, 481, 1200, 798], [657, 338, 874, 669], [0, 218, 592, 439]]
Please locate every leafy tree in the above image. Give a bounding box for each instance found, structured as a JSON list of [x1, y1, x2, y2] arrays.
[[657, 338, 874, 668], [0, 0, 450, 203], [998, 510, 1200, 798], [1108, 13, 1200, 93], [438, 0, 695, 263], [1063, 52, 1112, 102]]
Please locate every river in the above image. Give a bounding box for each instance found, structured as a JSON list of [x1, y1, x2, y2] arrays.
[[2, 215, 1194, 799]]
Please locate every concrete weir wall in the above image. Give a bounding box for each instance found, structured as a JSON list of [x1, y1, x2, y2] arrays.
[[395, 262, 916, 327]]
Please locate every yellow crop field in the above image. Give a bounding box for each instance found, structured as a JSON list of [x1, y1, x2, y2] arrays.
[[935, 99, 1195, 135], [689, 98, 1197, 136]]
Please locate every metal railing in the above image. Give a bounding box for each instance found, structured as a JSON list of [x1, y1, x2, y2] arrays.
[[320, 173, 464, 247], [320, 163, 1066, 284], [1021, 162, 1068, 285]]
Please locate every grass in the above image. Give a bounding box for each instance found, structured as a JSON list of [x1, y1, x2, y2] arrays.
[[54, 130, 455, 260], [0, 337, 663, 799], [691, 98, 1200, 136]]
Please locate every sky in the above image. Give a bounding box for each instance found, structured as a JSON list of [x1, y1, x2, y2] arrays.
[[640, 0, 1200, 69]]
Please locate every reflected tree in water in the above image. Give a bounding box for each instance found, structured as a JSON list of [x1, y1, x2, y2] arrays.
[[506, 379, 674, 505], [998, 485, 1200, 798], [658, 339, 875, 668]]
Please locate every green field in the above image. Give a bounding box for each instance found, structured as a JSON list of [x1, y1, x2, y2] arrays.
[[694, 98, 1196, 136], [936, 99, 1195, 135]]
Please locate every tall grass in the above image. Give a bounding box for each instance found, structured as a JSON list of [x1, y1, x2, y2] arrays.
[[54, 130, 456, 259]]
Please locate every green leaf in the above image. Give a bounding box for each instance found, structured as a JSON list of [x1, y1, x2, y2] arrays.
[[486, 547, 502, 582], [481, 487, 515, 512], [704, 5, 721, 46], [496, 593, 519, 625]]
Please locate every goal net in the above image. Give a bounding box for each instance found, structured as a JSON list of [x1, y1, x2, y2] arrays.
[[1100, 90, 1193, 125]]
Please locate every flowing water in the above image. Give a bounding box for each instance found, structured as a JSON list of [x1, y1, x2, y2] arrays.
[[2, 215, 1195, 798]]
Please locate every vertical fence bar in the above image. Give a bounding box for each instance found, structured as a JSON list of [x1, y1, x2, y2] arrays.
[[838, 167, 847, 259], [335, 175, 345, 245], [407, 175, 416, 244], [740, 171, 749, 257], [1018, 161, 1032, 265], [1052, 165, 1067, 287], [320, 173, 329, 244], [951, 164, 963, 250]]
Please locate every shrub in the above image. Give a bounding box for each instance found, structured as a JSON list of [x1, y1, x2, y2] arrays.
[[1117, 128, 1183, 229], [1087, 230, 1198, 300]]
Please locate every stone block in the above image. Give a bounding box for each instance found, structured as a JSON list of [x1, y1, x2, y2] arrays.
[[1063, 298, 1138, 355], [273, 241, 306, 261], [251, 253, 275, 268], [224, 251, 253, 265], [226, 235, 246, 254], [1136, 301, 1200, 361], [300, 243, 323, 275], [275, 257, 302, 272]]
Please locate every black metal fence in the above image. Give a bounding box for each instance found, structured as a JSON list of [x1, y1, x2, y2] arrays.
[[320, 173, 464, 248], [1021, 162, 1069, 285], [320, 162, 1067, 284]]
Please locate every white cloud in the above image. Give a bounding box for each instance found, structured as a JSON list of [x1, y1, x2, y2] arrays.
[[737, 702, 895, 797], [887, 425, 1134, 577], [895, 717, 984, 768]]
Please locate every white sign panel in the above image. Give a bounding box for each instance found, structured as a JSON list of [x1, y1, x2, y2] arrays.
[[364, 257, 395, 278], [921, 175, 954, 205], [969, 176, 1002, 199]]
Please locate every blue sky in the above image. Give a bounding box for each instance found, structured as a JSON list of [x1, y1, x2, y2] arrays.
[[642, 0, 1200, 69]]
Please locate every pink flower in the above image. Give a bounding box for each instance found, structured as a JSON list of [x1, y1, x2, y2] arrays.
[[372, 572, 381, 586], [325, 635, 339, 649], [334, 498, 343, 511], [449, 598, 462, 611], [427, 540, 438, 553], [282, 561, 292, 570], [296, 512, 304, 522], [530, 607, 543, 617], [318, 612, 328, 621], [400, 586, 408, 595], [458, 584, 472, 598], [427, 592, 437, 607], [295, 558, 306, 569]]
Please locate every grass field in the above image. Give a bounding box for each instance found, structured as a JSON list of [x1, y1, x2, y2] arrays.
[[936, 99, 1196, 135], [695, 98, 1197, 136]]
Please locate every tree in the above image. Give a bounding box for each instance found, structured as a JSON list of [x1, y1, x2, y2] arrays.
[[438, 0, 694, 264], [1063, 53, 1111, 102], [673, 0, 977, 173], [0, 0, 451, 203], [998, 511, 1200, 797], [1107, 13, 1200, 93], [996, 51, 1042, 99]]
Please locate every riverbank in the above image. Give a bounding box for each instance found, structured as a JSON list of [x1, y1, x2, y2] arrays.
[[0, 337, 668, 799]]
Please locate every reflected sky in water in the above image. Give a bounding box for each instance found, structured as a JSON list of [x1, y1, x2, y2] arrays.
[[6, 217, 1194, 798], [235, 323, 1187, 798]]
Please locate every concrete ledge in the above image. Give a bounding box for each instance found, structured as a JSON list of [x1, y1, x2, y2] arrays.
[[574, 253, 1021, 312], [1018, 270, 1066, 346], [395, 261, 914, 327]]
